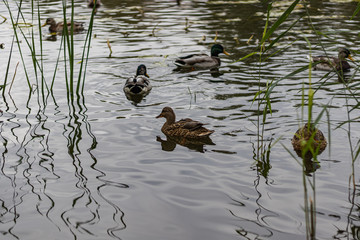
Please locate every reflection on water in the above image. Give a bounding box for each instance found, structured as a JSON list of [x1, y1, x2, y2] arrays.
[[156, 135, 215, 153], [0, 0, 360, 239], [0, 97, 127, 239]]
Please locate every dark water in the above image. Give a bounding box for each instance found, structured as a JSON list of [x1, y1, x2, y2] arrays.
[[0, 0, 359, 239]]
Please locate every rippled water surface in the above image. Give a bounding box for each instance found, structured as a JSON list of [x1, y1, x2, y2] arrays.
[[0, 0, 360, 239]]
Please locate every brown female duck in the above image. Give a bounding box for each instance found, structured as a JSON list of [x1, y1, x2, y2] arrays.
[[42, 18, 84, 33], [156, 107, 214, 139], [292, 123, 327, 155], [311, 48, 354, 71], [174, 44, 230, 69]]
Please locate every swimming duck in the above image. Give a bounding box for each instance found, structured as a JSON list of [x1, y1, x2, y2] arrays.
[[88, 0, 101, 8], [156, 107, 214, 139], [291, 123, 327, 156], [311, 48, 354, 71], [123, 64, 152, 99], [174, 44, 230, 69], [42, 18, 85, 33]]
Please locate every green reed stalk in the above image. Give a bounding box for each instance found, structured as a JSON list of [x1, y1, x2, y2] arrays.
[[3, 0, 51, 108], [251, 0, 300, 161], [352, 2, 360, 19], [15, 0, 48, 97], [61, 0, 74, 101], [76, 3, 96, 97], [3, 0, 32, 94]]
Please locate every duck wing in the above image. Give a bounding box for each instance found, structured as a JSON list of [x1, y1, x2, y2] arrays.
[[135, 76, 152, 88], [164, 118, 214, 138], [182, 119, 207, 131], [124, 75, 152, 94], [175, 54, 212, 67]]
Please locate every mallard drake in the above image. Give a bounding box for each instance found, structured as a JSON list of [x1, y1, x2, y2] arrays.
[[292, 123, 327, 157], [311, 48, 354, 71], [174, 44, 230, 69], [156, 107, 214, 139], [88, 0, 101, 8], [123, 64, 152, 98], [42, 18, 84, 33]]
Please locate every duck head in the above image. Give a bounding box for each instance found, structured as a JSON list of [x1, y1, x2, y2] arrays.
[[156, 107, 176, 123], [136, 64, 149, 77], [42, 18, 56, 27], [339, 48, 354, 61], [211, 44, 230, 57]]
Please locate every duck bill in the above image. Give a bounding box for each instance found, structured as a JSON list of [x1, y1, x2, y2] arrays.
[[348, 55, 354, 61], [41, 22, 47, 27], [223, 50, 230, 56], [156, 113, 163, 118]]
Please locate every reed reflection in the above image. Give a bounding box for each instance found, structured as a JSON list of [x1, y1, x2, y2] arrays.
[[0, 108, 19, 240], [0, 94, 127, 239], [0, 94, 63, 238], [59, 101, 126, 239]]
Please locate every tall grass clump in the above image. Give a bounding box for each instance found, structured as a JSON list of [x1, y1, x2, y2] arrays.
[[2, 0, 97, 110], [238, 0, 301, 166], [238, 1, 342, 238]]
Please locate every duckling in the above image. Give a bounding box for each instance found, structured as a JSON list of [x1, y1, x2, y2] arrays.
[[42, 18, 84, 33], [291, 123, 327, 156], [88, 0, 101, 8], [311, 48, 354, 71], [174, 44, 230, 69], [156, 107, 214, 139], [123, 64, 152, 99]]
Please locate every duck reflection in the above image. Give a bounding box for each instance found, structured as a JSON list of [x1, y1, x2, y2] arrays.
[[173, 67, 223, 78], [156, 135, 215, 153], [45, 34, 57, 41], [337, 71, 352, 83], [292, 123, 327, 175]]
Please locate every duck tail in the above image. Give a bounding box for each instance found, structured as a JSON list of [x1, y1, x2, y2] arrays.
[[174, 59, 186, 67], [199, 130, 214, 137]]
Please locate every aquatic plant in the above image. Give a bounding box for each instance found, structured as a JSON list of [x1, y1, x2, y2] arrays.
[[2, 0, 96, 108]]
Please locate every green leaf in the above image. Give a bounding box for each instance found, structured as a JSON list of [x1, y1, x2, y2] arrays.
[[261, 0, 300, 46], [234, 51, 258, 62], [351, 2, 360, 19]]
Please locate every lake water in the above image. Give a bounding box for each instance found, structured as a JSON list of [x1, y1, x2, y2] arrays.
[[0, 0, 359, 239]]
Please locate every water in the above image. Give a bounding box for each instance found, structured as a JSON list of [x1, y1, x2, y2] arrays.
[[0, 0, 359, 239]]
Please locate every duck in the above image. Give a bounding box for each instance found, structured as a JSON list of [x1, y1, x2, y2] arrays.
[[123, 64, 152, 99], [311, 48, 354, 71], [88, 0, 101, 8], [156, 107, 214, 139], [174, 44, 230, 69], [42, 18, 85, 33], [291, 123, 327, 157]]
